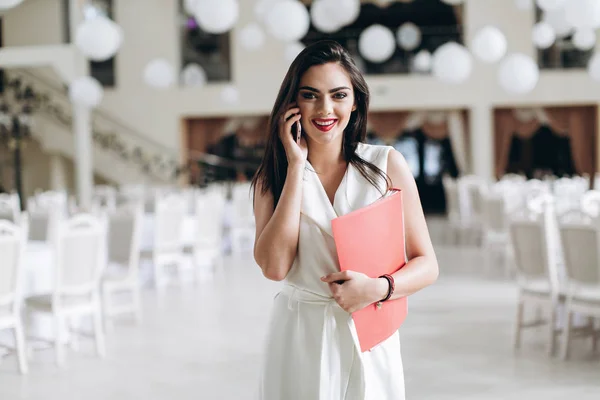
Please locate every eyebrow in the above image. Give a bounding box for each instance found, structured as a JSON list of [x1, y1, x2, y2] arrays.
[[298, 86, 351, 93]]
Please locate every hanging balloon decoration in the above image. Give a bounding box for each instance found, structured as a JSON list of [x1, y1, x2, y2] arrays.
[[75, 15, 124, 62], [471, 26, 507, 63], [180, 64, 207, 87], [311, 0, 344, 34], [432, 42, 473, 84], [329, 0, 360, 27], [69, 76, 104, 108], [0, 0, 24, 9], [220, 86, 240, 104], [536, 0, 567, 12], [588, 53, 600, 82], [543, 8, 574, 38], [532, 21, 556, 49], [572, 29, 596, 51], [144, 59, 176, 89], [564, 0, 600, 31], [396, 22, 422, 51], [264, 0, 310, 42], [413, 50, 432, 73], [358, 25, 396, 63], [284, 42, 306, 64], [239, 23, 266, 51], [192, 0, 239, 34], [498, 53, 539, 94]]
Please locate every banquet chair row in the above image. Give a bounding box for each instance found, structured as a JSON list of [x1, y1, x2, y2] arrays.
[[510, 202, 600, 360]]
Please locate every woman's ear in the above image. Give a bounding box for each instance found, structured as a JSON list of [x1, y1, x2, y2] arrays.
[[352, 104, 357, 112]]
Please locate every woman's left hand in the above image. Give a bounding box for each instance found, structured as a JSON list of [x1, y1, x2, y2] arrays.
[[321, 271, 386, 313]]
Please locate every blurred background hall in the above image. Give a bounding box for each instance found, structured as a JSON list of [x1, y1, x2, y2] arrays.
[[0, 0, 600, 399]]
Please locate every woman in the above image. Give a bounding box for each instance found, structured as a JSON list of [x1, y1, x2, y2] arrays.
[[252, 40, 439, 400]]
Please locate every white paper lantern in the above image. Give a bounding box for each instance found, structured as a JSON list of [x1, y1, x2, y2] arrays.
[[536, 0, 567, 11], [239, 23, 265, 51], [573, 28, 597, 51], [543, 9, 574, 38], [358, 25, 396, 63], [588, 53, 600, 81], [311, 0, 344, 34], [180, 64, 207, 87], [397, 22, 422, 51], [432, 42, 473, 84], [69, 76, 104, 108], [265, 0, 310, 42], [565, 0, 600, 30], [0, 0, 23, 9], [532, 22, 556, 49], [75, 16, 123, 62], [284, 42, 305, 64], [329, 0, 360, 26], [440, 0, 464, 5], [193, 0, 239, 34], [144, 59, 175, 89], [255, 0, 282, 23], [413, 50, 432, 72], [514, 0, 534, 10], [221, 86, 240, 104], [498, 53, 539, 94], [471, 26, 507, 63]]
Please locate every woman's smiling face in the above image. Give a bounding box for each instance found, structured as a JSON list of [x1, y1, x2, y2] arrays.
[[296, 62, 357, 147]]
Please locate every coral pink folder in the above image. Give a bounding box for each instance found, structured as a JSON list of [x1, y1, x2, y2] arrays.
[[331, 189, 407, 352]]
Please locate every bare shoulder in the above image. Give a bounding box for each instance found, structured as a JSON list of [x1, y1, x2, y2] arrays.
[[386, 148, 414, 189]]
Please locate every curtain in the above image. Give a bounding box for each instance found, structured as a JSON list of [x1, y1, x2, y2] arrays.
[[494, 106, 596, 178]]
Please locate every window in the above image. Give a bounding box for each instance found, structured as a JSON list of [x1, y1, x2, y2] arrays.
[[63, 0, 116, 87], [179, 0, 231, 83], [535, 6, 594, 69], [300, 0, 463, 76]]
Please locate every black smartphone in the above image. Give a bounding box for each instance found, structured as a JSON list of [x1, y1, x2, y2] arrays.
[[291, 120, 301, 141]]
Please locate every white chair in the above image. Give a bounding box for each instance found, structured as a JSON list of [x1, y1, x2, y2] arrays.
[[102, 203, 144, 327], [0, 220, 28, 374], [480, 191, 512, 276], [230, 182, 255, 253], [189, 191, 226, 281], [0, 193, 20, 222], [93, 185, 117, 211], [442, 175, 461, 244], [25, 214, 107, 366], [509, 212, 563, 356], [153, 194, 187, 289], [557, 214, 600, 360], [581, 190, 600, 217]]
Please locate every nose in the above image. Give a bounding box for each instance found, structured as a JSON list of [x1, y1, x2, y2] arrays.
[[317, 96, 333, 117]]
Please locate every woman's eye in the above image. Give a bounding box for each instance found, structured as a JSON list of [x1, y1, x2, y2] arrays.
[[334, 92, 348, 99], [301, 92, 316, 99]]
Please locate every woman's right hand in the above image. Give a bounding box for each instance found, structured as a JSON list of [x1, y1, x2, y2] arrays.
[[279, 103, 308, 167]]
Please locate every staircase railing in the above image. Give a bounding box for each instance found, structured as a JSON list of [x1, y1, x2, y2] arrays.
[[4, 69, 181, 181]]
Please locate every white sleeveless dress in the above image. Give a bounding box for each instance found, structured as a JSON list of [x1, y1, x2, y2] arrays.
[[259, 143, 405, 400]]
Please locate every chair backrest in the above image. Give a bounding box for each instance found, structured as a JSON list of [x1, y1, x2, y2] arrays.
[[231, 182, 254, 223], [154, 193, 186, 251], [480, 192, 506, 233], [558, 215, 600, 288], [442, 176, 460, 221], [195, 191, 226, 246], [509, 213, 556, 289], [0, 194, 19, 222], [54, 214, 106, 297], [0, 220, 26, 314], [107, 203, 143, 279], [581, 190, 600, 217]]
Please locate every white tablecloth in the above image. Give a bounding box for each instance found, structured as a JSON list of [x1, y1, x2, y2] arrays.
[[140, 213, 196, 253]]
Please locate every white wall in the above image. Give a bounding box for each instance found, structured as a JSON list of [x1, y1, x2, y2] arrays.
[[2, 0, 600, 180]]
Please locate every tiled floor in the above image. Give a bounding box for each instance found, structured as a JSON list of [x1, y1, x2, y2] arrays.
[[1, 220, 599, 399]]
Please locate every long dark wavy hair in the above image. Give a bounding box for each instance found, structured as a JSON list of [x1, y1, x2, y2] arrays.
[[252, 40, 391, 207]]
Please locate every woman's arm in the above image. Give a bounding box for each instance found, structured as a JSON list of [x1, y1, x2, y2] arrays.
[[321, 149, 439, 311], [253, 163, 305, 281], [378, 149, 439, 299]]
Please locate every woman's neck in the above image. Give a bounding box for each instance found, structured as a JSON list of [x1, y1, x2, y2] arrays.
[[307, 140, 346, 173]]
